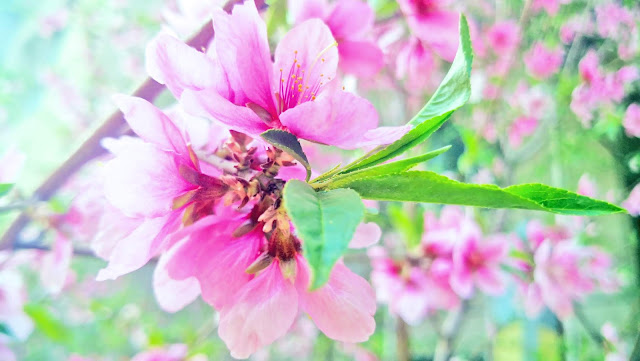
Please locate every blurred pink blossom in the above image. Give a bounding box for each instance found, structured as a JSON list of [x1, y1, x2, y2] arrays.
[[577, 173, 596, 198], [524, 42, 564, 79], [623, 184, 640, 216], [623, 104, 640, 138], [397, 0, 460, 61], [531, 0, 570, 16], [290, 0, 384, 77], [508, 116, 538, 148], [395, 37, 436, 93], [485, 20, 520, 54]]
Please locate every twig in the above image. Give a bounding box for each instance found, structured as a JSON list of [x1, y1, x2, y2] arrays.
[[0, 0, 245, 250], [573, 302, 607, 348], [396, 317, 411, 361], [433, 300, 469, 361], [630, 331, 640, 361], [13, 242, 96, 257]]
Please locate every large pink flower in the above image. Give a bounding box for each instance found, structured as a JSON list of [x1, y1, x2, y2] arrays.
[[97, 96, 228, 281], [290, 0, 384, 77], [624, 104, 640, 138], [147, 1, 403, 149]]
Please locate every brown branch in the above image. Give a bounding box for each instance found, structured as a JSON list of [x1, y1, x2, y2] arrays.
[[0, 0, 247, 250], [13, 242, 97, 257]]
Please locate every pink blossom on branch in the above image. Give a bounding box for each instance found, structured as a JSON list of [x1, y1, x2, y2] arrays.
[[623, 104, 640, 138], [147, 1, 405, 150], [524, 42, 564, 79]]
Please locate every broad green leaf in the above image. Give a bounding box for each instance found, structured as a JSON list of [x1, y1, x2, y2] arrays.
[[0, 183, 14, 197], [313, 146, 451, 186], [261, 129, 311, 181], [24, 303, 72, 344], [283, 180, 364, 289], [320, 171, 624, 216], [338, 15, 472, 174]]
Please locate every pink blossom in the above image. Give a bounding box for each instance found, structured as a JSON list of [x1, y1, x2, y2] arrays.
[[508, 116, 538, 148], [485, 20, 520, 54], [450, 230, 508, 298], [578, 50, 601, 84], [290, 0, 384, 77], [147, 1, 405, 150], [40, 234, 73, 295], [531, 0, 570, 16], [397, 0, 460, 61], [522, 239, 619, 319], [623, 184, 640, 216], [577, 173, 596, 198], [369, 248, 431, 324], [560, 15, 593, 44], [524, 42, 564, 79], [624, 104, 640, 138], [395, 37, 436, 93]]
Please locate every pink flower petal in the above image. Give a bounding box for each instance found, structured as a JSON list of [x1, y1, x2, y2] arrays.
[[298, 260, 376, 343], [279, 91, 378, 149], [153, 249, 201, 313], [103, 140, 194, 218], [337, 40, 384, 77], [326, 0, 374, 39], [212, 2, 275, 114], [181, 88, 270, 136], [166, 216, 263, 309], [113, 95, 188, 156], [349, 222, 382, 249], [218, 262, 298, 359], [96, 213, 181, 281], [145, 33, 219, 98]]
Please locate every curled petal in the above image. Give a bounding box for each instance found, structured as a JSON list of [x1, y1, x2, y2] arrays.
[[153, 249, 201, 313], [146, 33, 220, 98], [218, 262, 298, 359], [327, 0, 374, 39], [298, 259, 376, 343], [113, 95, 189, 156]]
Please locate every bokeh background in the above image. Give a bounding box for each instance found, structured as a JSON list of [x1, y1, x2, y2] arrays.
[[0, 0, 639, 360]]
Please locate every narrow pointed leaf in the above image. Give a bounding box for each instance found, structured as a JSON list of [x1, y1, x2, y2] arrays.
[[314, 146, 451, 186], [338, 14, 472, 174], [261, 129, 312, 181], [320, 171, 624, 216], [283, 180, 364, 289]]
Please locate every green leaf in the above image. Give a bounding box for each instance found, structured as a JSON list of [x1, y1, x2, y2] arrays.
[[261, 129, 312, 181], [320, 171, 624, 216], [337, 14, 472, 174], [0, 183, 14, 197], [24, 303, 72, 344], [388, 204, 424, 249], [314, 146, 451, 186], [283, 180, 364, 289]]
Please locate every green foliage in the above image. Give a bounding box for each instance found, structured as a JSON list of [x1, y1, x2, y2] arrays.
[[261, 129, 312, 181], [283, 180, 364, 289], [319, 171, 624, 216], [387, 204, 424, 249], [0, 183, 13, 197], [332, 14, 472, 175], [24, 303, 72, 344]]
